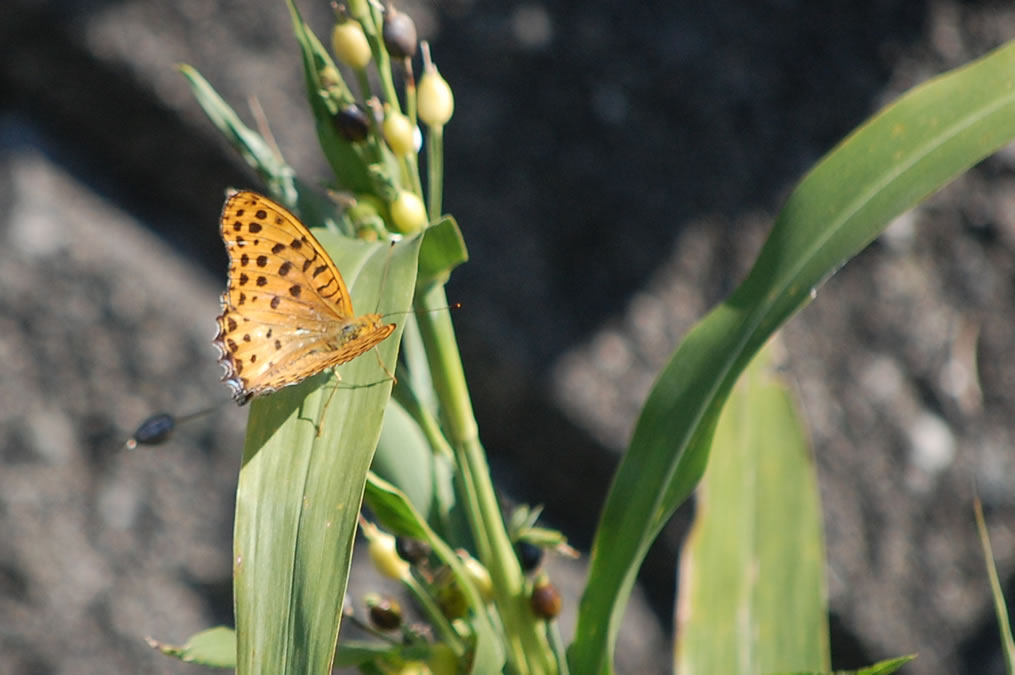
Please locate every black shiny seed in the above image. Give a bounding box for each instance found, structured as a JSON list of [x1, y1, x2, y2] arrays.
[[129, 413, 175, 447], [334, 104, 370, 142], [368, 599, 403, 631], [516, 540, 544, 573], [395, 537, 431, 564]]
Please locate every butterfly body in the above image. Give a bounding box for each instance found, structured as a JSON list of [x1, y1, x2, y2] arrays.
[[213, 191, 395, 405]]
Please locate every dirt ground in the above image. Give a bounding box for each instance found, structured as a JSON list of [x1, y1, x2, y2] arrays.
[[3, 1, 1015, 673]]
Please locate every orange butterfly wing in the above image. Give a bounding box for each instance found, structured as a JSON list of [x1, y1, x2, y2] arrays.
[[213, 191, 395, 404]]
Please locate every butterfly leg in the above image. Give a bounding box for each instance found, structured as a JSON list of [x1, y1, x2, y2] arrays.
[[372, 346, 397, 384], [315, 370, 343, 437]]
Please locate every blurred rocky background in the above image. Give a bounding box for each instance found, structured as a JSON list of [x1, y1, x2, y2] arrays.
[[3, 0, 1015, 672]]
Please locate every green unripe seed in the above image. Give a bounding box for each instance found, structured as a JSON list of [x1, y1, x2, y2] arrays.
[[383, 110, 416, 156], [461, 555, 494, 603], [390, 191, 427, 233], [332, 19, 372, 69], [365, 524, 410, 580], [417, 67, 454, 128]]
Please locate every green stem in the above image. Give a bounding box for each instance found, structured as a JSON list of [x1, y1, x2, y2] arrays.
[[404, 76, 424, 197], [354, 68, 373, 104], [415, 284, 556, 674], [547, 621, 571, 675], [426, 126, 444, 221], [415, 286, 475, 444], [403, 156, 424, 198], [365, 1, 401, 115], [404, 574, 466, 656]]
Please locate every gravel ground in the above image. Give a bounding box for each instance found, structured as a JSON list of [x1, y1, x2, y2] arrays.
[[4, 0, 1015, 673]]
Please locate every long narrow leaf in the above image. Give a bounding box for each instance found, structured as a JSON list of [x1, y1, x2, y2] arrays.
[[974, 496, 1015, 672], [286, 0, 373, 193], [177, 65, 287, 178], [674, 345, 828, 673], [233, 231, 421, 675], [570, 39, 1015, 673]]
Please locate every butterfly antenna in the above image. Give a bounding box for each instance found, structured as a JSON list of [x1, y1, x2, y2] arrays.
[[380, 302, 461, 321]]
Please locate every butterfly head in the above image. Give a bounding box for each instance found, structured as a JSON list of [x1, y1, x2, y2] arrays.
[[337, 313, 395, 346]]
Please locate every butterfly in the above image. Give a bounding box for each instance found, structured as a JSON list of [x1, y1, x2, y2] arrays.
[[213, 190, 395, 405]]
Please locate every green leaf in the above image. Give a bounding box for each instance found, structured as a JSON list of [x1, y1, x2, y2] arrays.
[[146, 626, 236, 668], [233, 227, 421, 675], [333, 640, 431, 669], [417, 215, 469, 291], [852, 654, 918, 674], [286, 0, 373, 193], [570, 39, 1015, 674], [364, 473, 507, 674], [771, 654, 916, 675], [674, 346, 828, 674], [179, 66, 351, 225], [385, 377, 465, 542], [372, 396, 436, 520], [364, 471, 429, 540], [974, 497, 1015, 672], [177, 64, 296, 198]]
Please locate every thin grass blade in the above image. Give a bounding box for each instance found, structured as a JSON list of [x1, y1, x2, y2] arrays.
[[570, 40, 1015, 674]]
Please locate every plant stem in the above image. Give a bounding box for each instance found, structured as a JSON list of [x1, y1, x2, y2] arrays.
[[415, 284, 557, 674], [404, 574, 466, 656], [426, 126, 444, 221], [403, 74, 424, 197], [365, 0, 401, 116], [355, 68, 373, 104]]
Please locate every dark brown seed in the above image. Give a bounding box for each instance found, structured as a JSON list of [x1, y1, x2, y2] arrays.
[[334, 104, 370, 142], [367, 598, 403, 631], [383, 8, 417, 59], [395, 537, 431, 564], [530, 580, 562, 619]]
